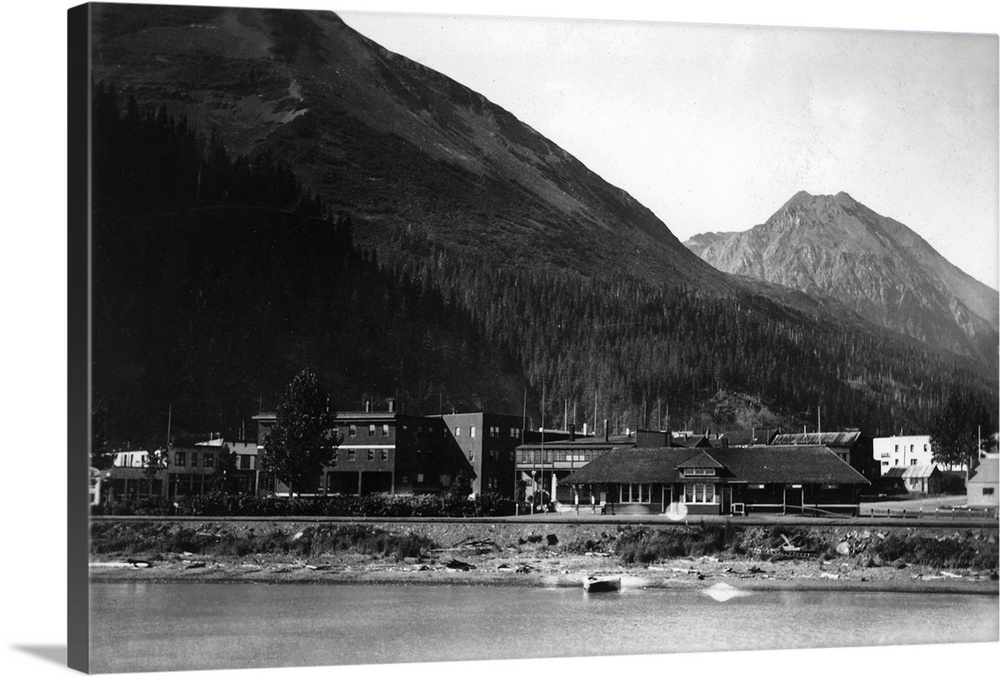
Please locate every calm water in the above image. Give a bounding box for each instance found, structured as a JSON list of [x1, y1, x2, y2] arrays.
[[89, 582, 998, 673]]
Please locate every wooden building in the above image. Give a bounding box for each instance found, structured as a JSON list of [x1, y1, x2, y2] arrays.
[[560, 445, 869, 516]]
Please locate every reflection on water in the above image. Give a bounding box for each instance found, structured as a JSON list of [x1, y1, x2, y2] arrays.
[[701, 582, 754, 602], [89, 582, 998, 673]]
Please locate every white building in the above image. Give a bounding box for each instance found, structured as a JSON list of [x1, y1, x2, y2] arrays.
[[113, 448, 154, 468], [872, 434, 964, 475], [967, 454, 998, 508]]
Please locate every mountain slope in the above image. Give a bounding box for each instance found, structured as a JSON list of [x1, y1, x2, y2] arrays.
[[90, 4, 723, 290], [87, 6, 997, 440], [686, 191, 999, 367]]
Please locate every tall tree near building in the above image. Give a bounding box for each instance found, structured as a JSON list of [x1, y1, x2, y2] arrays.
[[929, 390, 995, 478], [91, 397, 117, 470], [261, 369, 338, 496], [208, 445, 242, 494]]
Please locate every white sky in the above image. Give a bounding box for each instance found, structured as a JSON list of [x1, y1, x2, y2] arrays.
[[335, 4, 1000, 290]]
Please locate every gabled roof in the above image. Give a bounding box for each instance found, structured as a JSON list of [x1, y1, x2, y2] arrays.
[[969, 457, 999, 485], [902, 464, 940, 479], [560, 448, 703, 484], [885, 465, 942, 479], [560, 445, 869, 486], [677, 451, 724, 469], [710, 446, 868, 484], [772, 431, 864, 448]]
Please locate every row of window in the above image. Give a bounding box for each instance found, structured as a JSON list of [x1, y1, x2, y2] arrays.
[[880, 459, 920, 467], [347, 424, 391, 438], [456, 425, 523, 439], [174, 451, 214, 468], [335, 422, 527, 442], [334, 449, 390, 462], [172, 451, 254, 470], [614, 482, 718, 504], [893, 444, 930, 454], [516, 450, 602, 464]]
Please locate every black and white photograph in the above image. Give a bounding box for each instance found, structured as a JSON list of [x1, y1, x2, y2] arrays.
[[5, 1, 1000, 675]]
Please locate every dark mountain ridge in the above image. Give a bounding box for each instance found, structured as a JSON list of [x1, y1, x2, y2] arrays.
[[90, 4, 718, 289], [686, 191, 999, 369]]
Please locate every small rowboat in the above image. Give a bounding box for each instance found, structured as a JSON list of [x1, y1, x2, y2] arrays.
[[583, 576, 621, 593]]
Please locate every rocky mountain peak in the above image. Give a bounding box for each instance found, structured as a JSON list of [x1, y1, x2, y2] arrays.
[[685, 192, 999, 368]]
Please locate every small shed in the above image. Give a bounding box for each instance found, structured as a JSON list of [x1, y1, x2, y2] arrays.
[[967, 456, 998, 508], [896, 464, 942, 494]]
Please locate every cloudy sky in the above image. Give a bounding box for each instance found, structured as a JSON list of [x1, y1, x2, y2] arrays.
[[337, 5, 999, 289]]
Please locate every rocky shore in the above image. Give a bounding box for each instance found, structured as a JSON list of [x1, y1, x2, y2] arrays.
[[89, 518, 999, 594]]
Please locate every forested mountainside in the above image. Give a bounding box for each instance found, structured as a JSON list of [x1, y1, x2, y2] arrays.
[[92, 86, 530, 443], [91, 88, 996, 444], [685, 191, 999, 369]]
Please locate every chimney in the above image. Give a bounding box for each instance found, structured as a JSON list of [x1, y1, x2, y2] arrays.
[[583, 422, 588, 436], [387, 398, 396, 413], [604, 419, 609, 442], [569, 424, 576, 441], [365, 400, 372, 412]]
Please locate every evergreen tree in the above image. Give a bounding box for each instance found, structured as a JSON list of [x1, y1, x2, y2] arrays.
[[929, 391, 995, 477], [91, 397, 117, 470], [260, 369, 338, 496], [208, 445, 242, 494]]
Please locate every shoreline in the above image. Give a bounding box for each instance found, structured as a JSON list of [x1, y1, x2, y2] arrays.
[[89, 517, 999, 595], [89, 555, 1000, 595]]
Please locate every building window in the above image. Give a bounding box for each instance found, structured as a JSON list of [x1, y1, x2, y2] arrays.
[[682, 468, 715, 476], [469, 451, 475, 462], [471, 426, 476, 438], [983, 488, 995, 496], [190, 452, 199, 468], [381, 449, 389, 461], [401, 475, 409, 484], [368, 449, 375, 461], [455, 427, 461, 437], [618, 483, 651, 503], [416, 473, 424, 484], [240, 455, 251, 470], [382, 424, 389, 437], [440, 474, 452, 487], [349, 425, 357, 438], [880, 453, 891, 458], [203, 453, 214, 468], [348, 450, 356, 461], [684, 483, 717, 504], [369, 424, 376, 437], [910, 459, 918, 465], [174, 451, 186, 467]]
